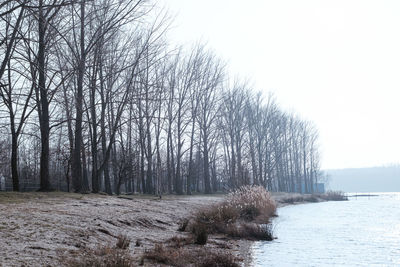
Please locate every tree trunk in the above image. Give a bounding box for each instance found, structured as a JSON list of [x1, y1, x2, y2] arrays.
[[11, 133, 19, 191], [203, 131, 211, 194], [175, 116, 183, 194], [90, 53, 99, 193], [38, 0, 51, 191], [187, 116, 196, 195], [146, 125, 153, 194], [71, 0, 86, 193]]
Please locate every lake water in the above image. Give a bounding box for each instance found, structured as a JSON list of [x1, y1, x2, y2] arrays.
[[252, 192, 400, 266]]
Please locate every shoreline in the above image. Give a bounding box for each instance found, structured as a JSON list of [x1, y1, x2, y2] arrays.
[[0, 191, 334, 266]]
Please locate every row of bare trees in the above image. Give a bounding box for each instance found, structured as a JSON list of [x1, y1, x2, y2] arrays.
[[0, 0, 323, 194], [220, 85, 321, 193]]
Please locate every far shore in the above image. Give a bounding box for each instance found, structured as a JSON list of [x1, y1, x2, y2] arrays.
[[0, 191, 341, 266]]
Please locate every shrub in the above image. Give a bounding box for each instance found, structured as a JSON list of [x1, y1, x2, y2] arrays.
[[240, 205, 260, 221], [189, 186, 276, 242], [197, 186, 276, 224], [224, 223, 274, 241], [194, 229, 208, 245], [192, 222, 208, 245], [116, 234, 130, 249], [225, 185, 277, 222], [239, 223, 274, 241], [177, 218, 189, 232], [193, 186, 276, 228]]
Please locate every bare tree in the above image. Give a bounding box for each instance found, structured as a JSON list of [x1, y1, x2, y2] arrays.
[[197, 52, 224, 193], [0, 0, 324, 195]]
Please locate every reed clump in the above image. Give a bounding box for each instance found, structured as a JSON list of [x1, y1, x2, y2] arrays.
[[280, 194, 319, 204], [190, 185, 276, 241], [318, 190, 348, 201], [225, 223, 274, 241], [144, 186, 276, 266]]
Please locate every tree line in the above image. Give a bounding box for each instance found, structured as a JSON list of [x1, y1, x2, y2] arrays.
[[0, 0, 323, 194]]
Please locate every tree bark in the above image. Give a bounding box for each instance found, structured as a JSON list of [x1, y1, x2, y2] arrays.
[[71, 0, 86, 193], [37, 0, 51, 191]]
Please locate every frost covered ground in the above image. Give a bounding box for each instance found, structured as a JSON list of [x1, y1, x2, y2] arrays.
[[0, 191, 314, 266], [0, 192, 254, 266]]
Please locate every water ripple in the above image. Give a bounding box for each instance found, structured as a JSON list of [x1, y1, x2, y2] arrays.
[[252, 192, 400, 267]]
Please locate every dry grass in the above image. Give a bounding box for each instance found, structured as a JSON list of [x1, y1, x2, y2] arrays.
[[67, 245, 134, 267], [66, 233, 134, 266], [0, 191, 88, 203], [143, 243, 239, 267], [197, 252, 239, 267], [116, 234, 130, 249], [189, 186, 276, 241], [142, 243, 189, 267], [318, 191, 348, 201], [280, 194, 319, 204], [166, 235, 193, 248], [225, 223, 274, 241], [225, 185, 277, 222], [279, 191, 348, 204], [194, 186, 276, 227], [0, 192, 231, 266]]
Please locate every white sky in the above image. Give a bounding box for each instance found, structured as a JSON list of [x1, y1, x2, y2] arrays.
[[159, 0, 400, 170]]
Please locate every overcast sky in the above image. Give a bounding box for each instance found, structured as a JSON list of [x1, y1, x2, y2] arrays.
[[159, 0, 400, 170]]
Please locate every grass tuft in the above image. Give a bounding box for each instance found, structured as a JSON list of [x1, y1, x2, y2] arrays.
[[143, 244, 238, 267], [193, 223, 208, 245], [197, 252, 240, 267], [143, 244, 186, 266], [67, 245, 134, 267], [166, 235, 193, 248], [116, 234, 130, 249]]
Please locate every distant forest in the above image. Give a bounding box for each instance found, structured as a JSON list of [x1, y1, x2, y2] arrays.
[[0, 0, 323, 194]]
